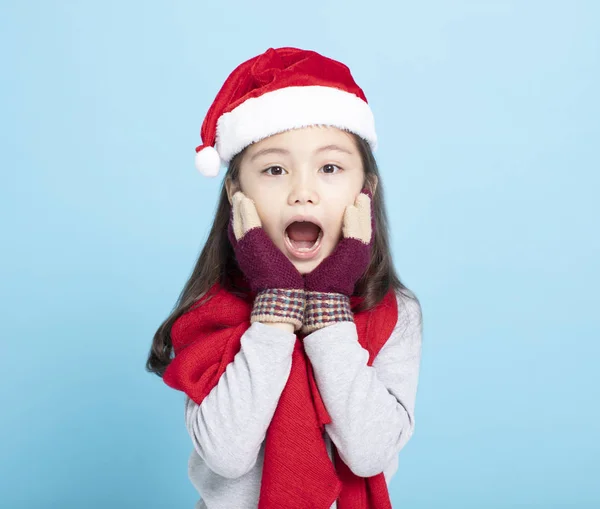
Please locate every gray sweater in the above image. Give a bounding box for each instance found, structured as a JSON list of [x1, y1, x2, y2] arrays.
[[181, 289, 423, 509]]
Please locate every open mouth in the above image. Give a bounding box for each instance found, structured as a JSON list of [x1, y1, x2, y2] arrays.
[[284, 221, 323, 260]]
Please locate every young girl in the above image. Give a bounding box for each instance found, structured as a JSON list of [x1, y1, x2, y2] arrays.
[[146, 46, 423, 509]]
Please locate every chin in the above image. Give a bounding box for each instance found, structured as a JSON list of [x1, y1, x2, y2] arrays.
[[292, 257, 322, 275]]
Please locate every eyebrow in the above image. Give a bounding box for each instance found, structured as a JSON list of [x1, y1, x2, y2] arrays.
[[249, 144, 354, 162]]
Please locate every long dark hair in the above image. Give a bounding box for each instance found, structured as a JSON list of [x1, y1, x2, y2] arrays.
[[146, 133, 421, 378]]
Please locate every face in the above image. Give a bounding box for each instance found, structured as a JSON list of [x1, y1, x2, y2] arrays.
[[226, 125, 375, 274]]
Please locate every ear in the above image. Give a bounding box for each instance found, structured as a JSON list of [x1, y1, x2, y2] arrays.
[[225, 177, 241, 206], [365, 174, 378, 197]]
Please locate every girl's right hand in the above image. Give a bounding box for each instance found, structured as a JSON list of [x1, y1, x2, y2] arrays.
[[227, 191, 306, 330]]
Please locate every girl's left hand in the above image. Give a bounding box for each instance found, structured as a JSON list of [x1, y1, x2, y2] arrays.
[[303, 187, 375, 298]]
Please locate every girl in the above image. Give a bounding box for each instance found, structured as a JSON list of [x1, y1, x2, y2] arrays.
[[146, 47, 423, 509]]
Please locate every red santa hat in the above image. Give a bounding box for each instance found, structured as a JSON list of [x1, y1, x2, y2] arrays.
[[194, 46, 378, 177]]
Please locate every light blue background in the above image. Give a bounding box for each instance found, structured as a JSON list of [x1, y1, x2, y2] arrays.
[[2, 0, 598, 507]]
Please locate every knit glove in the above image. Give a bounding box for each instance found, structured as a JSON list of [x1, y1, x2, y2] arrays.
[[301, 187, 375, 334], [228, 191, 306, 330]]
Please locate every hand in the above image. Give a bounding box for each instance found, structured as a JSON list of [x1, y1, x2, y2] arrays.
[[300, 187, 375, 334], [228, 191, 306, 330], [303, 187, 375, 297]]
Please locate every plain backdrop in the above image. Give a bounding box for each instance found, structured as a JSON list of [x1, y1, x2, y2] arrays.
[[2, 0, 598, 507]]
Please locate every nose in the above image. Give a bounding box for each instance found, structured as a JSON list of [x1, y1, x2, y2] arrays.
[[288, 173, 319, 206]]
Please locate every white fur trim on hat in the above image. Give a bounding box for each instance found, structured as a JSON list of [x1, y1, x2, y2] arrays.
[[195, 145, 222, 177], [214, 85, 377, 163]]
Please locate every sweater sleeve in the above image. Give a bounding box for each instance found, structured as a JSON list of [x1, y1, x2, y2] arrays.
[[183, 321, 297, 479], [302, 290, 423, 478]]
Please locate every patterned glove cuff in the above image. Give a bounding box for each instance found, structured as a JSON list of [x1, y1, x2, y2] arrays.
[[250, 288, 306, 331], [300, 291, 354, 334]]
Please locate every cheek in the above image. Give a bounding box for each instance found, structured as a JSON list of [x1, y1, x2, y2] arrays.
[[251, 198, 273, 226], [250, 195, 286, 237], [257, 216, 279, 240], [252, 207, 285, 247], [323, 203, 347, 236]]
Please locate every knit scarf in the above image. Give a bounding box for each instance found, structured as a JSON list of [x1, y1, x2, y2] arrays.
[[163, 281, 398, 509]]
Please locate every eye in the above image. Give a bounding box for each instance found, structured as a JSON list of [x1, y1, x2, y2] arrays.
[[262, 166, 287, 176], [321, 164, 342, 174], [261, 164, 343, 176]]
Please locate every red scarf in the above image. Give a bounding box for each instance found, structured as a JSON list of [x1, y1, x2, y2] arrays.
[[163, 282, 398, 508]]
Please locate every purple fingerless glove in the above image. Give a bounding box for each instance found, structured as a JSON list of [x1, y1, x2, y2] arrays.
[[301, 187, 376, 334], [227, 209, 306, 330]]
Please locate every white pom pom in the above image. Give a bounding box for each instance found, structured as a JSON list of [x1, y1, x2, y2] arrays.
[[194, 146, 222, 177]]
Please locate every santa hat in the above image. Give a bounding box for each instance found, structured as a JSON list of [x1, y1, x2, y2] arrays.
[[194, 46, 378, 177]]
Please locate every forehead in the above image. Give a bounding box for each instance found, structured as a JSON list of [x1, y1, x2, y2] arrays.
[[245, 125, 357, 157]]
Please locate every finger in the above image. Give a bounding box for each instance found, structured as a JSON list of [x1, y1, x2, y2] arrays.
[[355, 192, 371, 212], [240, 196, 262, 235], [359, 186, 373, 201], [355, 193, 372, 244], [232, 192, 244, 240], [342, 204, 361, 240]]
